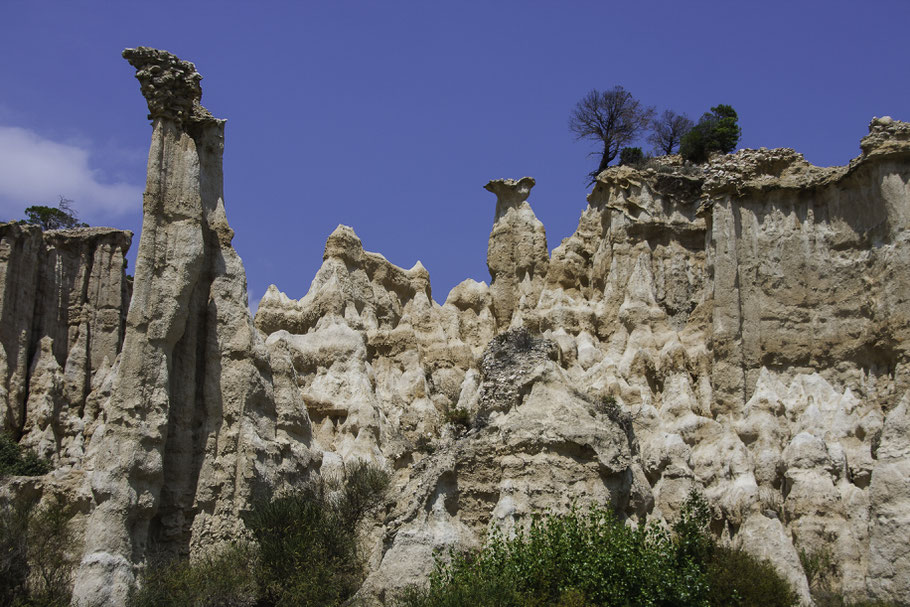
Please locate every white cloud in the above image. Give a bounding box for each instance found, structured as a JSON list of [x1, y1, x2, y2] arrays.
[[248, 286, 262, 314], [0, 126, 143, 220]]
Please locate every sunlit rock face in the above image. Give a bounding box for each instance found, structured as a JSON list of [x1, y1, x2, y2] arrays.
[[485, 177, 549, 329], [65, 48, 318, 606], [0, 223, 132, 462], [2, 43, 910, 606], [256, 118, 910, 605]]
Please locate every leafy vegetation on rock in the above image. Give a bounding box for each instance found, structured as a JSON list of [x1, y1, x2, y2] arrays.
[[129, 460, 389, 607], [619, 146, 645, 166], [444, 406, 472, 429], [680, 104, 741, 164], [0, 495, 74, 607], [128, 543, 260, 607], [397, 492, 797, 607], [0, 433, 50, 477], [19, 197, 88, 230]]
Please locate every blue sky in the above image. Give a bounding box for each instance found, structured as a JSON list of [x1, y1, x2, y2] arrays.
[[2, 1, 908, 308]]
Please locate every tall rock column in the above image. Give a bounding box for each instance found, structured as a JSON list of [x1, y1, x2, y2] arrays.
[[485, 177, 549, 329], [72, 48, 298, 606]]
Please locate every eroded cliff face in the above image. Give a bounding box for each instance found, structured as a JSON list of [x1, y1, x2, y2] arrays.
[[2, 46, 909, 606], [255, 119, 910, 605], [0, 223, 131, 464]]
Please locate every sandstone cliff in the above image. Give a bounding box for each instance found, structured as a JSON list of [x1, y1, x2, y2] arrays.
[[0, 223, 131, 464], [256, 119, 910, 605], [1, 47, 909, 606]]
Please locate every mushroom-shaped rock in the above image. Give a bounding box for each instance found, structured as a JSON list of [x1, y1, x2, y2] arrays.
[[485, 177, 536, 221], [122, 46, 216, 127], [485, 177, 548, 329]]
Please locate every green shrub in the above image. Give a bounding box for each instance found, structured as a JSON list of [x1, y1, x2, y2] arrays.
[[20, 197, 88, 230], [130, 461, 388, 607], [0, 497, 31, 604], [399, 492, 798, 607], [128, 543, 259, 607], [243, 460, 389, 607], [0, 433, 51, 477], [444, 407, 472, 429], [619, 147, 645, 166], [705, 546, 797, 607], [0, 495, 74, 607], [679, 104, 741, 164], [399, 501, 709, 607]]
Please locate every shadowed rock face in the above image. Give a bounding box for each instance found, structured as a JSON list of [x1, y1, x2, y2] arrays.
[[3, 44, 910, 606]]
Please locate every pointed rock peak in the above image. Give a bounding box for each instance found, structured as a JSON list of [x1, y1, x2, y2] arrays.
[[408, 261, 433, 298], [485, 177, 536, 220], [324, 224, 364, 262], [261, 284, 287, 303], [122, 46, 217, 127], [410, 260, 430, 280]]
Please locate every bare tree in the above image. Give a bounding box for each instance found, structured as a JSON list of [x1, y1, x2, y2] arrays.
[[569, 86, 654, 181], [648, 110, 694, 155]]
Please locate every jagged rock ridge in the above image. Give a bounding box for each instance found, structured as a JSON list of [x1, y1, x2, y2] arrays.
[[256, 119, 910, 605], [0, 46, 908, 606]]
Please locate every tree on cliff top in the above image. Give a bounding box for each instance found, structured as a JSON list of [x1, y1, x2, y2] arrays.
[[20, 197, 88, 230], [569, 86, 654, 182], [648, 109, 694, 155], [679, 104, 741, 164]]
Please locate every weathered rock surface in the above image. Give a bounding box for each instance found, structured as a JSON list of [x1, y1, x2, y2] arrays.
[[255, 118, 910, 605], [2, 44, 909, 606], [357, 328, 648, 600], [485, 177, 549, 328], [0, 223, 131, 464], [69, 48, 318, 605]]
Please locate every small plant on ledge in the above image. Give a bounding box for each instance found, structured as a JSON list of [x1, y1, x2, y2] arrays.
[[444, 407, 472, 430]]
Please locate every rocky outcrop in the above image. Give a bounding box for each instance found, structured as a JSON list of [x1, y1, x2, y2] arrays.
[[357, 329, 648, 600], [255, 118, 910, 604], [71, 48, 317, 606], [2, 44, 909, 606], [256, 224, 471, 469], [485, 177, 549, 329], [0, 223, 131, 463]]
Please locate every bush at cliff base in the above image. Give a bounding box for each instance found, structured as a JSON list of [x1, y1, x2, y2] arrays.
[[128, 460, 389, 607], [396, 493, 798, 607], [1, 495, 73, 607]]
